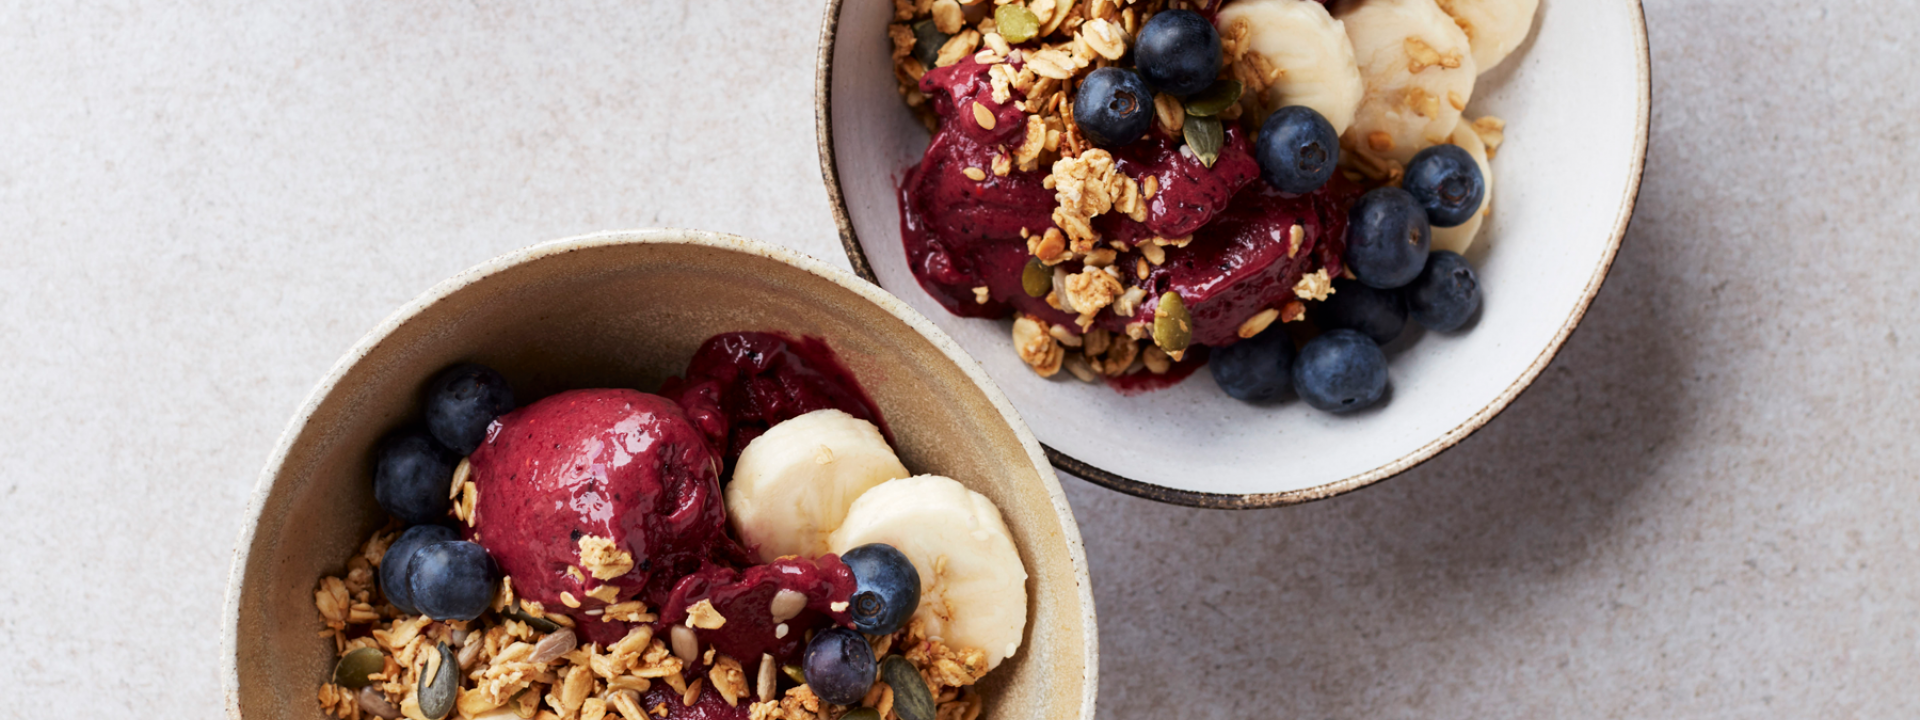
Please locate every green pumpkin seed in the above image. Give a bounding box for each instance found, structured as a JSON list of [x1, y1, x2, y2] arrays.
[[782, 664, 808, 686], [1022, 257, 1052, 297], [1182, 79, 1243, 118], [332, 647, 385, 689], [417, 642, 459, 720], [1153, 292, 1192, 355], [842, 709, 883, 720], [912, 20, 950, 69], [503, 601, 560, 633], [881, 656, 936, 720], [1183, 115, 1224, 169], [995, 3, 1041, 44]]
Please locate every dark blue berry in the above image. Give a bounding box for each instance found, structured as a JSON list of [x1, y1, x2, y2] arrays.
[[1292, 329, 1388, 413], [1255, 106, 1340, 193], [373, 429, 455, 525], [407, 540, 498, 621], [840, 543, 921, 635], [1072, 67, 1154, 147], [1403, 144, 1485, 227], [1309, 277, 1407, 345], [1344, 186, 1431, 290], [1405, 250, 1481, 332], [424, 363, 514, 455], [1210, 325, 1296, 402], [802, 627, 876, 706], [1133, 10, 1221, 96], [381, 524, 459, 615]]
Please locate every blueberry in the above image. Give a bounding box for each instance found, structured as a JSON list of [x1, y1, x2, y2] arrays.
[[1405, 251, 1481, 332], [407, 540, 498, 621], [1072, 67, 1154, 147], [1403, 144, 1485, 227], [802, 627, 876, 706], [424, 363, 514, 455], [373, 429, 456, 525], [1309, 277, 1407, 345], [1344, 186, 1431, 290], [1133, 9, 1221, 96], [1255, 106, 1340, 194], [380, 524, 460, 615], [840, 543, 921, 635], [1292, 329, 1388, 413], [1210, 326, 1296, 402]]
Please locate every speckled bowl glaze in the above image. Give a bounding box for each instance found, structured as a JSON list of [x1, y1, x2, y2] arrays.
[[221, 230, 1097, 720], [817, 0, 1650, 507]]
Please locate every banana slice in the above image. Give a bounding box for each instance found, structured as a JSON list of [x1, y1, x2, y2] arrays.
[[1430, 117, 1493, 254], [727, 409, 911, 563], [1434, 0, 1539, 74], [1215, 0, 1365, 135], [1337, 0, 1477, 165], [827, 475, 1028, 670]]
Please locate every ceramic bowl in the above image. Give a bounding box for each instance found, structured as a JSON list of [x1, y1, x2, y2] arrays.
[[817, 0, 1650, 507], [221, 230, 1097, 720]]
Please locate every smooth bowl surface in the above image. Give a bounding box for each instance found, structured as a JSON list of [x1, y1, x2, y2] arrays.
[[817, 0, 1649, 507], [221, 230, 1096, 720]]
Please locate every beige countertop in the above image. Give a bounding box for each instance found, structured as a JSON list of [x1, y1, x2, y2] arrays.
[[4, 0, 1915, 716]]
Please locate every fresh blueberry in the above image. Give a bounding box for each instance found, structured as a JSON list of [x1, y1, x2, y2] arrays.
[[802, 627, 876, 706], [373, 429, 456, 525], [1309, 277, 1407, 345], [380, 524, 460, 615], [407, 540, 498, 621], [1403, 144, 1485, 227], [1255, 106, 1340, 193], [1405, 251, 1481, 332], [1344, 186, 1431, 290], [841, 544, 921, 636], [1133, 9, 1221, 96], [424, 363, 514, 455], [1073, 67, 1154, 147], [1210, 325, 1296, 402], [1292, 329, 1388, 413]]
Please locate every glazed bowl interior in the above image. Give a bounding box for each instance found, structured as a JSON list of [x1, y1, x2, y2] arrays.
[[819, 0, 1650, 506], [223, 230, 1095, 720]]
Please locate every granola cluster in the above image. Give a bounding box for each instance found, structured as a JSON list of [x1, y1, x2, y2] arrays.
[[315, 529, 992, 720]]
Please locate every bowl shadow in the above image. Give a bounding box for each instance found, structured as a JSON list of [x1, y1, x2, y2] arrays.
[[1061, 180, 1685, 716]]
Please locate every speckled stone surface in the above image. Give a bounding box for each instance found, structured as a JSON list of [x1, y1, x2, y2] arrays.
[[2, 0, 1915, 716]]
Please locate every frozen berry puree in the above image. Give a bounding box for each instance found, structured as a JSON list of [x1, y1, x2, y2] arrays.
[[662, 331, 888, 466]]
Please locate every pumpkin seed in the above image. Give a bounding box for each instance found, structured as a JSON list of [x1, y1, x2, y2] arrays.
[[912, 20, 950, 69], [1182, 79, 1243, 118], [782, 664, 808, 685], [881, 656, 936, 720], [1183, 115, 1224, 169], [1022, 257, 1052, 297], [503, 601, 560, 633], [842, 709, 883, 720], [418, 642, 459, 720], [995, 3, 1041, 43], [1153, 292, 1192, 355], [333, 647, 385, 689]]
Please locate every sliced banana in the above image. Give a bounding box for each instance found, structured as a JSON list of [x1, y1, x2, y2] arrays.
[[1337, 0, 1477, 165], [1430, 117, 1493, 254], [1215, 0, 1365, 135], [727, 409, 910, 563], [827, 475, 1028, 670], [1434, 0, 1539, 74]]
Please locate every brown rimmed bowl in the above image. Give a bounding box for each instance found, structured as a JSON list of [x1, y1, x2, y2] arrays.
[[816, 0, 1650, 508], [221, 230, 1097, 720]]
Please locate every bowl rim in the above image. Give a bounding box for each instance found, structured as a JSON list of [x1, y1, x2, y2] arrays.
[[220, 229, 1099, 720], [814, 0, 1652, 509]]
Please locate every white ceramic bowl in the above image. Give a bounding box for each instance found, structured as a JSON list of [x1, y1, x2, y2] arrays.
[[222, 231, 1096, 720], [817, 0, 1650, 507]]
